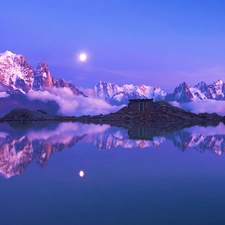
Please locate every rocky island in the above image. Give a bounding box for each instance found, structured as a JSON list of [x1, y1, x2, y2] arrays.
[[1, 99, 225, 134], [2, 108, 76, 122], [77, 99, 224, 126]]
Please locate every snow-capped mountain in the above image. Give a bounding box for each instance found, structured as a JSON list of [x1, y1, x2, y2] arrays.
[[0, 50, 87, 116], [93, 79, 225, 105], [2, 50, 225, 112], [190, 79, 225, 101], [33, 61, 85, 95], [165, 82, 194, 102], [166, 79, 225, 102], [0, 51, 34, 93], [93, 81, 167, 105], [0, 50, 85, 96]]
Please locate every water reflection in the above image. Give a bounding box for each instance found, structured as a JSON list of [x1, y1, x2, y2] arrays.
[[0, 122, 225, 178]]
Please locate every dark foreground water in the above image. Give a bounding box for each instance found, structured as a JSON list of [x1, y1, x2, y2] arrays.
[[0, 122, 225, 225]]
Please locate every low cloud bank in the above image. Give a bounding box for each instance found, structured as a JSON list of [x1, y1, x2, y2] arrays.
[[170, 99, 225, 116], [27, 87, 122, 116], [25, 88, 225, 117]]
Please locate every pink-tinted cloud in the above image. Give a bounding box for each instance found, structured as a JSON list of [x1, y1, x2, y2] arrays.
[[27, 87, 121, 116], [171, 99, 225, 116]]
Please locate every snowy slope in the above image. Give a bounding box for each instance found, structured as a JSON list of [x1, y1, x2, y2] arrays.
[[94, 81, 167, 105], [0, 50, 85, 96], [166, 79, 225, 103], [0, 51, 34, 93]]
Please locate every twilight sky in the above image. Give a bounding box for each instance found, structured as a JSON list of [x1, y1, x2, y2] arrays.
[[0, 0, 225, 92]]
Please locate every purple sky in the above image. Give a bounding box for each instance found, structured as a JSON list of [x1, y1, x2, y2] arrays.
[[0, 0, 225, 92]]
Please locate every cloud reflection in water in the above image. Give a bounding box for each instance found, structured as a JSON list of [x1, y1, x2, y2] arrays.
[[0, 122, 224, 179]]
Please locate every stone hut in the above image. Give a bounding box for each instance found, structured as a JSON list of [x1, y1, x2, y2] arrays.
[[128, 99, 159, 113]]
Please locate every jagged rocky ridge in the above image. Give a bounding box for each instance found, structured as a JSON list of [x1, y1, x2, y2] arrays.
[[0, 51, 85, 95], [0, 122, 225, 179]]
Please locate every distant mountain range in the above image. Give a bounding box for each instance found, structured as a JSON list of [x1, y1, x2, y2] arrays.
[[0, 50, 225, 115], [93, 81, 167, 105], [93, 80, 225, 105]]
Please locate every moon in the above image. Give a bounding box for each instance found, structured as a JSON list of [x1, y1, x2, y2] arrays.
[[79, 170, 85, 177], [79, 53, 87, 62]]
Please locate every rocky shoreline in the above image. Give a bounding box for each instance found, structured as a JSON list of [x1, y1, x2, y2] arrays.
[[1, 101, 225, 131], [1, 108, 77, 122], [76, 101, 224, 127]]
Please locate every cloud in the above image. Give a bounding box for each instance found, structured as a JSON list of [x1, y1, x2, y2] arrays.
[[170, 99, 225, 116], [0, 92, 9, 98], [0, 132, 8, 138], [78, 87, 95, 97], [27, 87, 121, 116]]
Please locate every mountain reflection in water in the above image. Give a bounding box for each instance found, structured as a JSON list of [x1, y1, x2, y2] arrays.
[[0, 122, 225, 179]]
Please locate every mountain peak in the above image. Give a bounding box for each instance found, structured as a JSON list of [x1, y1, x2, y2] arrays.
[[36, 62, 50, 79], [214, 79, 224, 85], [94, 80, 119, 100], [179, 81, 189, 88], [0, 50, 16, 58], [165, 81, 193, 102], [37, 61, 49, 69], [97, 80, 118, 87], [195, 81, 207, 87], [0, 51, 33, 92], [0, 50, 85, 97], [33, 62, 53, 89]]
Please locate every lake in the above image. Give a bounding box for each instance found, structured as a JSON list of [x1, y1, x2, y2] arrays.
[[0, 122, 225, 225]]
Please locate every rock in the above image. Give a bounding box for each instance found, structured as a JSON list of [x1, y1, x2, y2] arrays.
[[3, 108, 54, 121], [2, 108, 78, 122], [75, 100, 224, 127]]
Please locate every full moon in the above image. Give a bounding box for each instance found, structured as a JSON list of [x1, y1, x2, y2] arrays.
[[79, 170, 85, 177], [79, 53, 87, 62]]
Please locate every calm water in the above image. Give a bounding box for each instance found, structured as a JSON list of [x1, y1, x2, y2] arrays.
[[0, 122, 225, 225]]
